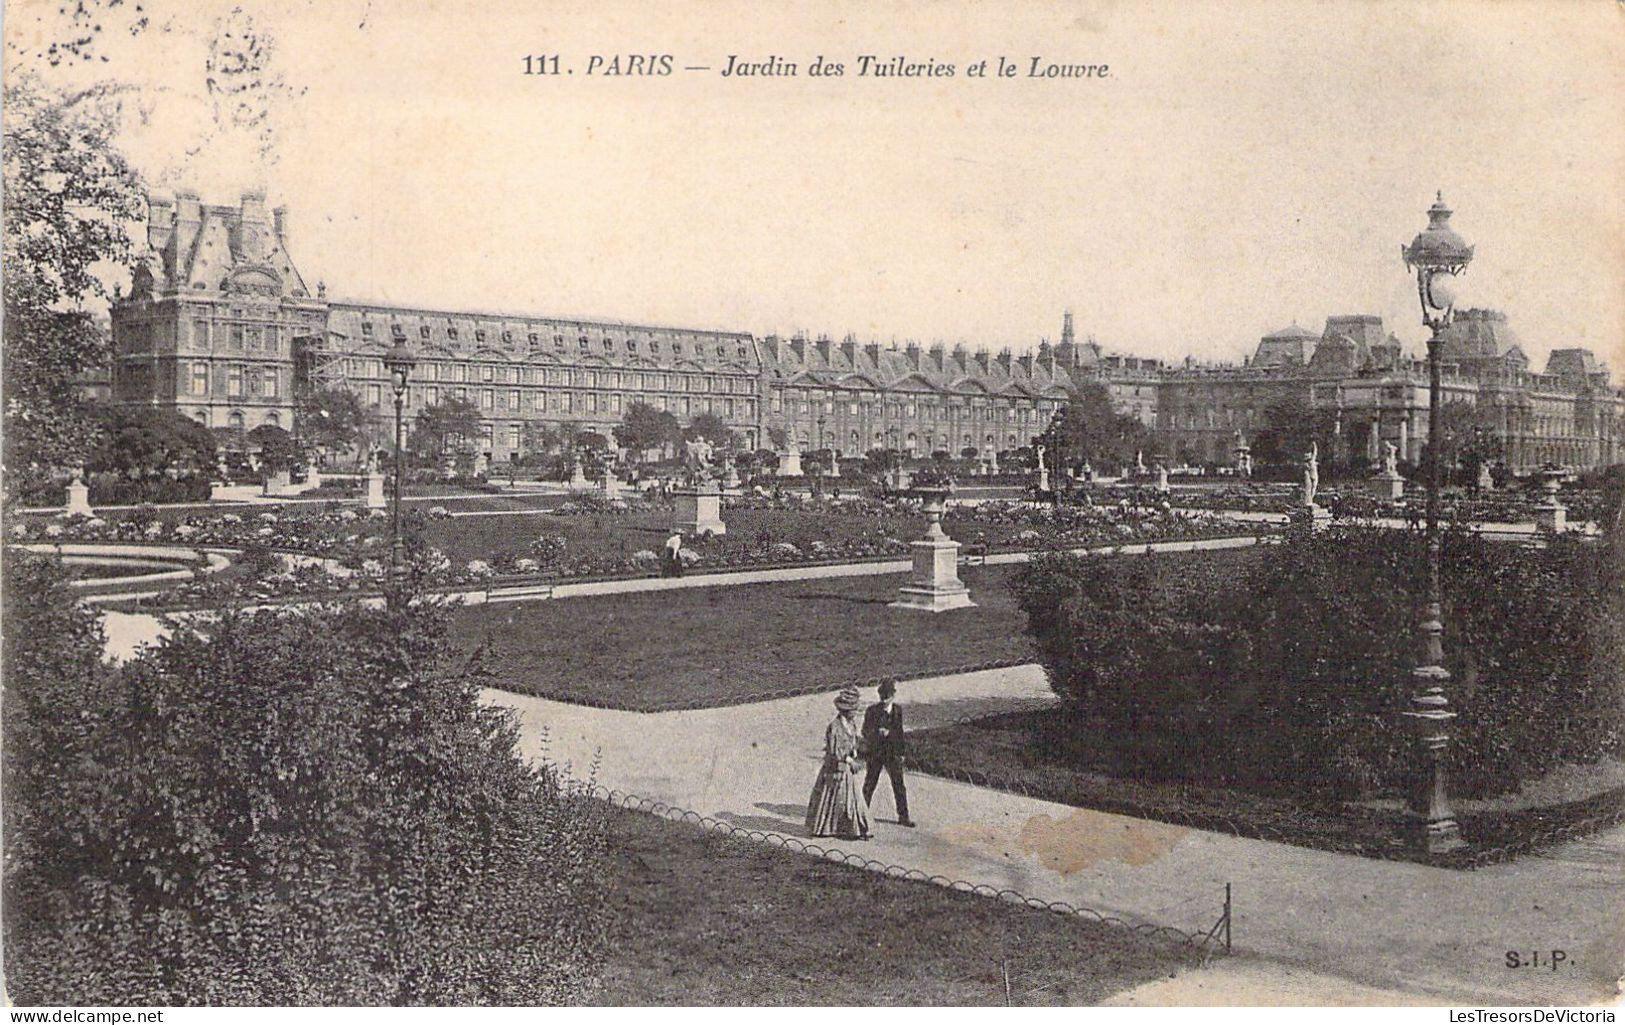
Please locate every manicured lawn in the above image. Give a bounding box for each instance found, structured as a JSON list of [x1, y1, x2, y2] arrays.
[[593, 806, 1195, 1005], [460, 563, 1034, 709], [908, 710, 1625, 867]]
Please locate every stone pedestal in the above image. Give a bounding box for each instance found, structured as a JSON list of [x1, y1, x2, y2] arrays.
[[722, 463, 741, 490], [778, 449, 803, 477], [1535, 500, 1567, 534], [673, 486, 727, 536], [891, 492, 974, 612], [1370, 471, 1405, 501], [569, 462, 590, 490], [891, 539, 975, 612], [827, 457, 840, 479], [305, 466, 323, 491], [1036, 464, 1049, 492], [602, 473, 623, 500], [363, 471, 386, 510], [64, 477, 93, 517], [263, 469, 290, 496], [1293, 504, 1332, 533]]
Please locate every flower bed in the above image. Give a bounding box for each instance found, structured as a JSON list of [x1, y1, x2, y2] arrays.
[[13, 495, 1268, 612]]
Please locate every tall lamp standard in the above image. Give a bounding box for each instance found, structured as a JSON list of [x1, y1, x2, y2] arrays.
[[815, 415, 828, 496], [383, 341, 418, 581], [1400, 192, 1473, 854]]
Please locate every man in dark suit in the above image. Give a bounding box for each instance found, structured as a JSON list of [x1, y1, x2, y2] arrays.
[[861, 680, 914, 827]]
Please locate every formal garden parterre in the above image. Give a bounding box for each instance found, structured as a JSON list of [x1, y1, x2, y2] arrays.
[[13, 492, 1268, 611]]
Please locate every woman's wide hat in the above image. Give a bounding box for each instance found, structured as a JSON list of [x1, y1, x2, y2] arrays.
[[834, 686, 862, 711]]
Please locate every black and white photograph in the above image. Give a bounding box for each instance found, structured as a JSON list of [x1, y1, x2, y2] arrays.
[[2, 0, 1622, 1011]]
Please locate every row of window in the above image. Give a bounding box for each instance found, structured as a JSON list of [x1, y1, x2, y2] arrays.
[[363, 383, 757, 420], [771, 394, 1057, 424], [345, 359, 752, 392], [187, 361, 279, 399], [357, 320, 750, 361]]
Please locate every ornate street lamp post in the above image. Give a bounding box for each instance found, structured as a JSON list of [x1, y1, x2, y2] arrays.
[[815, 415, 827, 496], [383, 341, 418, 581], [1400, 192, 1473, 854], [1050, 407, 1069, 507]]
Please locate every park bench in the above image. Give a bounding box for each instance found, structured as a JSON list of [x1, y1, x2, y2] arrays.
[[485, 581, 556, 604], [959, 542, 990, 566]]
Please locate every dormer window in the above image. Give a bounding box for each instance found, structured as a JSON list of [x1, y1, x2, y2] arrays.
[[419, 326, 431, 339], [650, 341, 659, 354], [628, 340, 638, 352], [554, 335, 565, 348], [390, 324, 405, 340], [361, 322, 374, 336], [475, 329, 486, 343], [528, 332, 539, 344], [603, 338, 613, 351], [578, 336, 589, 349], [673, 343, 683, 355], [447, 327, 459, 340], [717, 345, 726, 357]]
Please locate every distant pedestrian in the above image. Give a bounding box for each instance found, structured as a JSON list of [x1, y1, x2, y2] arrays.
[[661, 530, 684, 577], [806, 687, 872, 840], [861, 680, 914, 827]]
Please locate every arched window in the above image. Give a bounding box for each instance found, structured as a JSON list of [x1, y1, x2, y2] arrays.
[[265, 412, 280, 428], [228, 411, 245, 430]]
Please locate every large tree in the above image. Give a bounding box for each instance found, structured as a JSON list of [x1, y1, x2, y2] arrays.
[[1249, 396, 1341, 469], [2, 75, 144, 498], [614, 401, 680, 460], [87, 406, 217, 482], [296, 387, 369, 466], [1055, 383, 1152, 471], [410, 397, 483, 460], [683, 412, 738, 450]]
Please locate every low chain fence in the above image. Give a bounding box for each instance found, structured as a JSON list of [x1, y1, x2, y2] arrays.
[[906, 751, 1625, 871], [495, 654, 1040, 713], [582, 782, 1232, 959]]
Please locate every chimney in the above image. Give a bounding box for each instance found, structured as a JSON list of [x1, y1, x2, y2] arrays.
[[788, 337, 806, 362], [272, 204, 289, 242], [905, 341, 922, 370], [240, 189, 268, 224], [1016, 354, 1034, 377], [928, 343, 946, 373], [840, 338, 857, 364], [864, 341, 882, 365], [146, 192, 175, 252], [951, 342, 969, 372], [815, 335, 832, 363], [973, 350, 991, 375]]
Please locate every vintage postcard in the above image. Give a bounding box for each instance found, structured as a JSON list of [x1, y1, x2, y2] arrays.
[[2, 0, 1622, 1012]]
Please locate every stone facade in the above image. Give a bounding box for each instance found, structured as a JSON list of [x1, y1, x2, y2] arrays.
[[112, 191, 1624, 473]]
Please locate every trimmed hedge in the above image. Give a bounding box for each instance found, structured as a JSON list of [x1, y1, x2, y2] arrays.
[[1011, 528, 1625, 801]]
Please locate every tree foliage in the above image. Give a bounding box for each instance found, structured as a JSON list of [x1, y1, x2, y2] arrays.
[[1056, 384, 1151, 471], [1012, 529, 1625, 801], [295, 387, 369, 462], [2, 553, 612, 1004], [614, 401, 679, 459], [2, 75, 144, 495], [410, 397, 482, 460]]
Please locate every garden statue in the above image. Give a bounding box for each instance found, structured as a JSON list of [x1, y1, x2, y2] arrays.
[[1135, 450, 1146, 474], [1155, 463, 1169, 493], [1382, 440, 1399, 478], [682, 437, 715, 485], [1303, 442, 1320, 507]]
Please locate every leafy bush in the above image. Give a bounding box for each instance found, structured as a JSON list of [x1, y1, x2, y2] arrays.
[[2, 551, 611, 1004], [1011, 528, 1625, 801]]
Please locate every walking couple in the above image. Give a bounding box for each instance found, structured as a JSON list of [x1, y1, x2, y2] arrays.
[[804, 680, 915, 840]]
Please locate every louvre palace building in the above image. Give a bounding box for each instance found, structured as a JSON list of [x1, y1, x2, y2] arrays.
[[112, 190, 1624, 473]]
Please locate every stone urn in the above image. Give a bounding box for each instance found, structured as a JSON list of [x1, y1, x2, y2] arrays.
[[912, 487, 951, 539], [891, 486, 973, 612]]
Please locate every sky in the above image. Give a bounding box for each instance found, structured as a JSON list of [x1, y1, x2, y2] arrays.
[[8, 0, 1624, 370]]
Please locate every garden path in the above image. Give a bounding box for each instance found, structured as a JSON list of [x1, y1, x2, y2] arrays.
[[488, 668, 1625, 1007]]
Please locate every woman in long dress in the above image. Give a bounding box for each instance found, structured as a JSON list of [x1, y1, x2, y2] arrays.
[[805, 687, 873, 840]]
